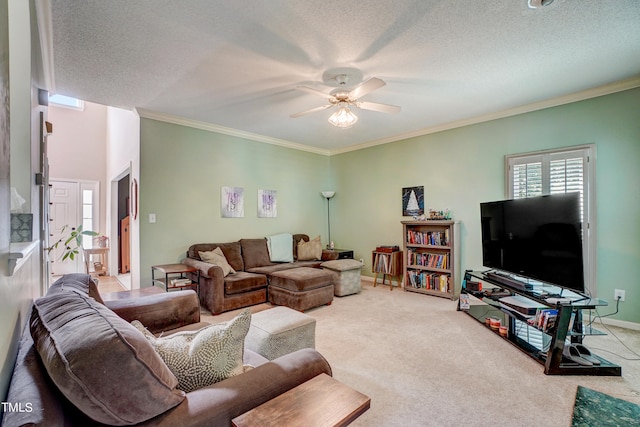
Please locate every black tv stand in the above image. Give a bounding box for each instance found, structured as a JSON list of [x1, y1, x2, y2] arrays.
[[459, 270, 621, 376]]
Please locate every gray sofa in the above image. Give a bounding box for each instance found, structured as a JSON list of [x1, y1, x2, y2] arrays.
[[1, 274, 332, 427], [183, 234, 326, 314]]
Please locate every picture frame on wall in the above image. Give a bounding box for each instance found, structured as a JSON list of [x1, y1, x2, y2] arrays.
[[221, 186, 244, 218], [402, 186, 424, 217], [258, 189, 277, 218]]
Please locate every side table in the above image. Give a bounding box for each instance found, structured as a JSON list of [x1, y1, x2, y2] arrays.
[[372, 250, 403, 291], [151, 263, 200, 294], [84, 247, 109, 276], [232, 373, 370, 427], [322, 249, 354, 261]]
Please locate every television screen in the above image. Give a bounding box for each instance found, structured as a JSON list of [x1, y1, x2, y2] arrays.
[[480, 193, 584, 293]]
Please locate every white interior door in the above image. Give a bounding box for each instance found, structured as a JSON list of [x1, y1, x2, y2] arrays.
[[49, 180, 81, 275]]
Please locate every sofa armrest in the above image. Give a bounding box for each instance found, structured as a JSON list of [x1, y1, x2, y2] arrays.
[[182, 257, 223, 278], [182, 257, 227, 314], [139, 348, 332, 427], [105, 290, 200, 334]]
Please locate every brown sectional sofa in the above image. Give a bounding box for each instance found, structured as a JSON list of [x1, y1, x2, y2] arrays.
[[182, 234, 326, 315], [2, 274, 332, 426]]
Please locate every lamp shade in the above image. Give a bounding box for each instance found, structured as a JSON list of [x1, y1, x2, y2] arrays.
[[321, 191, 335, 199]]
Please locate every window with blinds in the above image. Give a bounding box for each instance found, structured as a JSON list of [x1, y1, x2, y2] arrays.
[[512, 161, 542, 198], [506, 146, 595, 296]]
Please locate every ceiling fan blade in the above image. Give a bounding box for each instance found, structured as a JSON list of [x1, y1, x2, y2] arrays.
[[290, 104, 333, 118], [349, 77, 386, 100], [296, 86, 332, 99], [356, 101, 401, 114]]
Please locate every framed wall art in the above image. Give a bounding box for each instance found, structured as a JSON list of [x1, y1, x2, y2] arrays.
[[221, 186, 244, 218], [258, 189, 277, 218], [402, 186, 424, 217]]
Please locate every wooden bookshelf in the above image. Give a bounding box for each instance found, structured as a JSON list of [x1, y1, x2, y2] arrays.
[[402, 220, 460, 300], [372, 250, 403, 291]]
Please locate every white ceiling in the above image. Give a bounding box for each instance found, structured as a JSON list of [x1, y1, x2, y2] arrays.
[[46, 0, 640, 154]]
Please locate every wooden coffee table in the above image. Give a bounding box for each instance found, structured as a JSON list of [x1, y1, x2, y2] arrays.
[[231, 373, 370, 427]]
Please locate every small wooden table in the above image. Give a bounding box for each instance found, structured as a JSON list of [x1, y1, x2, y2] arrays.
[[84, 247, 109, 276], [151, 263, 200, 294], [372, 250, 403, 291], [232, 373, 370, 427]]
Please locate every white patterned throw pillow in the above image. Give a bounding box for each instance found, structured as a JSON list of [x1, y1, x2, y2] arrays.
[[132, 309, 251, 393]]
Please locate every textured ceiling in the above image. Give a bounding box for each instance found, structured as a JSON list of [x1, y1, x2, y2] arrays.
[[47, 0, 640, 153]]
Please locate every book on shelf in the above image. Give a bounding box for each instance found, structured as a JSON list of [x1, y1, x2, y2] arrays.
[[406, 230, 450, 246], [406, 271, 450, 292], [530, 308, 559, 332], [459, 294, 470, 310], [406, 250, 449, 269], [170, 278, 192, 287]]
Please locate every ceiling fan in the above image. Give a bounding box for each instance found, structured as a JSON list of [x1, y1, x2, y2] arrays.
[[290, 74, 401, 128]]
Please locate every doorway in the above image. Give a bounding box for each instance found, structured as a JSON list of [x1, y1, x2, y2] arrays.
[[117, 174, 131, 274], [49, 179, 99, 276]]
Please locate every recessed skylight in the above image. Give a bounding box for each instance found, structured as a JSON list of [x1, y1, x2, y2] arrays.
[[49, 94, 85, 110]]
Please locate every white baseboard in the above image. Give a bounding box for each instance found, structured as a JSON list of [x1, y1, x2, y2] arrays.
[[361, 275, 374, 283], [596, 317, 640, 331], [360, 275, 403, 286]]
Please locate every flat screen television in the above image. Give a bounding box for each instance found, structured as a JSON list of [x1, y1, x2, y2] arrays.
[[480, 193, 584, 293]]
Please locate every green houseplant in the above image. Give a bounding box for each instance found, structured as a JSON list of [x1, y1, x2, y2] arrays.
[[47, 224, 99, 261]]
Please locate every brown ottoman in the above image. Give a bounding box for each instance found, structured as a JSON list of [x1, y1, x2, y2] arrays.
[[268, 267, 334, 312]]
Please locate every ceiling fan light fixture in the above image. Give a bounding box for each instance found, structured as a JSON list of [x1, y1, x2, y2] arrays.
[[328, 104, 358, 128]]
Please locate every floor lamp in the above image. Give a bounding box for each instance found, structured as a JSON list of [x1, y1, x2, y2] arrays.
[[321, 191, 335, 249]]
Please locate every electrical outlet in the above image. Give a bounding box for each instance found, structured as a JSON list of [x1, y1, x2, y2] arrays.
[[614, 289, 625, 302]]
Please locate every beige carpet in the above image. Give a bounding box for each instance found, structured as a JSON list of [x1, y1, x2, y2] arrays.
[[204, 282, 640, 426]]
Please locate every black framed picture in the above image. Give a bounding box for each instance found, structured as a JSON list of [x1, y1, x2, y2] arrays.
[[402, 186, 424, 217]]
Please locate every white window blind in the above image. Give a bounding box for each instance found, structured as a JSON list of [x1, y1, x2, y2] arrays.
[[506, 146, 596, 296], [512, 161, 542, 198]]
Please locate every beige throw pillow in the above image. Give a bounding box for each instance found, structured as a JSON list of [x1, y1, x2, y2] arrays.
[[132, 309, 251, 393], [199, 247, 235, 276], [297, 235, 322, 261]]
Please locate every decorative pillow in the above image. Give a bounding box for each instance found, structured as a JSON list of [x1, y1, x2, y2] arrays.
[[266, 233, 294, 262], [198, 247, 235, 276], [132, 309, 251, 393], [241, 238, 273, 269], [297, 235, 322, 261], [30, 292, 184, 425]]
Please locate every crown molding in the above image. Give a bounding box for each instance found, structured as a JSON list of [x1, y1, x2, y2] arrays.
[[329, 76, 640, 155], [136, 77, 639, 157], [34, 0, 55, 92], [136, 109, 331, 156]]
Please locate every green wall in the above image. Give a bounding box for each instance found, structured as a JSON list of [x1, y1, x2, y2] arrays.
[[139, 119, 331, 287], [330, 88, 640, 324], [139, 88, 639, 323]]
